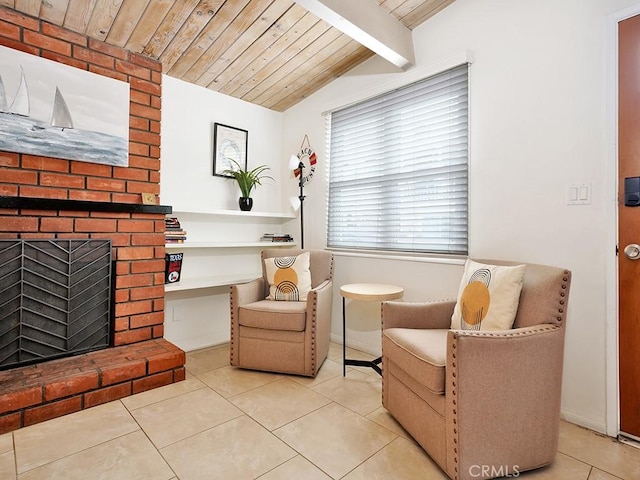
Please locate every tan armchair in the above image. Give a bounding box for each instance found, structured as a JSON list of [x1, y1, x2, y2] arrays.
[[230, 249, 334, 377], [381, 260, 571, 480]]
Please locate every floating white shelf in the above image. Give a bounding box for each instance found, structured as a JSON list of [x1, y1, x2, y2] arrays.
[[170, 208, 296, 219], [165, 242, 297, 249], [164, 274, 259, 292]]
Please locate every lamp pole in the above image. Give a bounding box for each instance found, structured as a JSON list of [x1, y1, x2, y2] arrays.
[[297, 161, 306, 249]]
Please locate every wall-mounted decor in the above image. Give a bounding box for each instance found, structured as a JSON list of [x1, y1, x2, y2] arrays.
[[288, 134, 319, 249], [0, 45, 129, 166], [213, 122, 248, 177]]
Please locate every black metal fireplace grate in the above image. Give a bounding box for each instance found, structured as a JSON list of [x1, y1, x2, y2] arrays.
[[0, 239, 112, 370]]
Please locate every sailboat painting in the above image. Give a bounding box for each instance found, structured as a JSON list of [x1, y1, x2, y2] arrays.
[[0, 45, 129, 166], [51, 87, 73, 130]]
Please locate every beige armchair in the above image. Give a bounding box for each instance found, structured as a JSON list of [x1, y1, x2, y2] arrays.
[[381, 260, 571, 480], [230, 249, 334, 377]]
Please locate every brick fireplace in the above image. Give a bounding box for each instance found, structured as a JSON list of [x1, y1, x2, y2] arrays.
[[0, 8, 185, 433]]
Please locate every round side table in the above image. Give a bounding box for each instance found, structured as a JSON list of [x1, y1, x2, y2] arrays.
[[340, 283, 404, 376]]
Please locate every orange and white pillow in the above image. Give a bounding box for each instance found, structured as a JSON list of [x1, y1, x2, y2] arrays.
[[264, 252, 312, 301], [451, 259, 525, 331]]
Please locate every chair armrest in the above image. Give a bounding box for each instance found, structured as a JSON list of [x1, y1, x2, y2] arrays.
[[306, 280, 332, 319], [446, 324, 566, 477], [305, 280, 333, 374], [230, 277, 264, 306], [229, 277, 264, 330], [311, 279, 332, 293], [381, 300, 456, 330], [229, 277, 265, 367]]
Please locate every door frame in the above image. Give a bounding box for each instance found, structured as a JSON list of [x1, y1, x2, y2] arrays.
[[605, 2, 640, 438]]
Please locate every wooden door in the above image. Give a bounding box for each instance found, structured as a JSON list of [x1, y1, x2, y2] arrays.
[[618, 14, 640, 439]]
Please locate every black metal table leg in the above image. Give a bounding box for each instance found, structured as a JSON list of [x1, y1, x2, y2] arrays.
[[343, 296, 382, 376], [340, 284, 403, 377], [342, 296, 346, 376]]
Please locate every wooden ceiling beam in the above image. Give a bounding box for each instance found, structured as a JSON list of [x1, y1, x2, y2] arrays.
[[294, 0, 414, 69]]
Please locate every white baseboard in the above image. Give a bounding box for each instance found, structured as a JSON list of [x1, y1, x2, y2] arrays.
[[329, 333, 380, 357], [560, 410, 608, 436]]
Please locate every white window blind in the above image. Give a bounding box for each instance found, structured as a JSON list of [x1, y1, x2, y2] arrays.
[[327, 64, 469, 255]]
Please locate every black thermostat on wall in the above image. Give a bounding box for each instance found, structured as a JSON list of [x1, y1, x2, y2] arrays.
[[625, 177, 640, 206]]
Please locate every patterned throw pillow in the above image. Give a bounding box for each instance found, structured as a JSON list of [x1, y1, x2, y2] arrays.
[[264, 252, 312, 301], [450, 259, 525, 331]]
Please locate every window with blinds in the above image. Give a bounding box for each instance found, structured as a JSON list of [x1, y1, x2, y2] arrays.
[[326, 64, 469, 255]]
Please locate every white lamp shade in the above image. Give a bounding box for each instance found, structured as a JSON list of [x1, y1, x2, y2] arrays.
[[289, 195, 301, 211], [288, 154, 299, 170]]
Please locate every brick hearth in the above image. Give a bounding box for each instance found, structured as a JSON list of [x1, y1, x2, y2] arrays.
[[0, 8, 185, 433], [0, 339, 185, 434]]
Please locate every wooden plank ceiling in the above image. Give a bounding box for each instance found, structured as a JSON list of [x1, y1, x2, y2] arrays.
[[1, 0, 454, 112]]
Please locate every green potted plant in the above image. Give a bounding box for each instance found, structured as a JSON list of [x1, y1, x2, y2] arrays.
[[222, 159, 274, 211]]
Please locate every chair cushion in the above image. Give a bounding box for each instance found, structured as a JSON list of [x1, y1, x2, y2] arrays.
[[383, 328, 448, 394], [264, 251, 312, 301], [239, 300, 307, 331], [451, 259, 525, 331]]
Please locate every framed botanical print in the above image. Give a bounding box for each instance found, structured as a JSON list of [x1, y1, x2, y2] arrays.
[[213, 123, 248, 177]]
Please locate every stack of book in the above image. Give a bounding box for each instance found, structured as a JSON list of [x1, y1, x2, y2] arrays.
[[165, 217, 187, 243], [261, 233, 294, 243]]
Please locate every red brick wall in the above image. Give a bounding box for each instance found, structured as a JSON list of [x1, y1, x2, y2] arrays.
[[0, 7, 166, 347]]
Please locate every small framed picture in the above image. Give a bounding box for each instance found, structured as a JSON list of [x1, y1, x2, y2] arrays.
[[213, 123, 248, 177]]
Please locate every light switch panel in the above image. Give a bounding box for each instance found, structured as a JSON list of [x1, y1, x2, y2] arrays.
[[567, 183, 591, 205]]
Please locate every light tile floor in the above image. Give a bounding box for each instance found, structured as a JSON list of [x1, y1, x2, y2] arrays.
[[2, 342, 640, 479]]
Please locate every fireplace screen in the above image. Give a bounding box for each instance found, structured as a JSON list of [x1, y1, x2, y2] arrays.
[[0, 240, 112, 370]]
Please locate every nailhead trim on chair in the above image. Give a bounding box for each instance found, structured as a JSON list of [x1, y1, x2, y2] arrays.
[[558, 271, 570, 322], [450, 332, 460, 480], [450, 324, 560, 338], [310, 294, 317, 373], [229, 286, 235, 364], [310, 252, 333, 375]]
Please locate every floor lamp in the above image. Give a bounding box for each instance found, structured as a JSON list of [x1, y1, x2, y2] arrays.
[[289, 154, 306, 248]]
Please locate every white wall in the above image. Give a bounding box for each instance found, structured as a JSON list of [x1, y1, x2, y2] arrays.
[[282, 0, 639, 433], [160, 76, 291, 351], [161, 75, 285, 213]]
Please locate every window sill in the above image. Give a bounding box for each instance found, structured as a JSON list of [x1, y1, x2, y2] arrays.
[[327, 248, 466, 265]]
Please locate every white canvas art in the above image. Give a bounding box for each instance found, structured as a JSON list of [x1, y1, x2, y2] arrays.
[[0, 45, 130, 166]]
